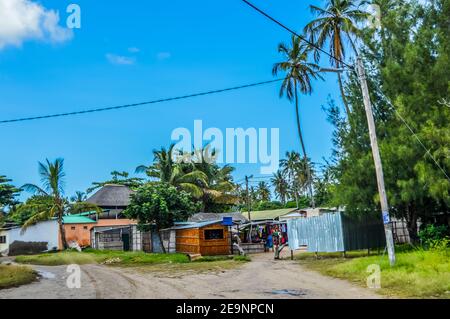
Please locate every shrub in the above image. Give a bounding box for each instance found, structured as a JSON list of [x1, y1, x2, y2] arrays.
[[418, 224, 449, 249]]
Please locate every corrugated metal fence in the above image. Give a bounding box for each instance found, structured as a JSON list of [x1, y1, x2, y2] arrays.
[[287, 212, 386, 252]]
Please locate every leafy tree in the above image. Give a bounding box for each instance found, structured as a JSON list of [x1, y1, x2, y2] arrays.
[[273, 36, 322, 208], [124, 183, 200, 251], [7, 195, 53, 226], [253, 201, 284, 211], [21, 159, 69, 248], [0, 175, 20, 214]]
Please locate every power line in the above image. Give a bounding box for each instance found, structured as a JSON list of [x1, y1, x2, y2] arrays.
[[0, 79, 282, 125], [240, 0, 353, 70]]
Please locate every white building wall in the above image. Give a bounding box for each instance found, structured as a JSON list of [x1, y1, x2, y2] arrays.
[[0, 229, 9, 256], [7, 220, 59, 252]]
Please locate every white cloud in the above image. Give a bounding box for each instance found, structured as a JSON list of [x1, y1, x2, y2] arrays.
[[106, 53, 135, 65], [128, 47, 140, 53], [157, 51, 171, 60], [0, 0, 73, 50]]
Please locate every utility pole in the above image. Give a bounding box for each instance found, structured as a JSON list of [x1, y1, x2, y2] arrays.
[[245, 175, 253, 220], [356, 57, 396, 266]]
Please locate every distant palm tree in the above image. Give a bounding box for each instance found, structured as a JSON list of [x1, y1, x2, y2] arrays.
[[304, 0, 368, 116], [257, 181, 271, 202], [136, 145, 208, 199], [192, 146, 237, 212], [273, 36, 321, 208], [22, 158, 69, 249], [280, 151, 302, 208], [271, 170, 289, 205], [70, 191, 86, 203]]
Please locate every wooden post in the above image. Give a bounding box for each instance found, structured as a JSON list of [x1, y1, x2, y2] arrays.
[[356, 58, 396, 266]]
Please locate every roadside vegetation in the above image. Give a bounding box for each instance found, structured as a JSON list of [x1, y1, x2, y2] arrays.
[[14, 249, 251, 267], [294, 244, 450, 298], [15, 250, 190, 266], [0, 264, 37, 290]]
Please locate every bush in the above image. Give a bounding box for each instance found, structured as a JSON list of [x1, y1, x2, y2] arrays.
[[418, 224, 449, 248]]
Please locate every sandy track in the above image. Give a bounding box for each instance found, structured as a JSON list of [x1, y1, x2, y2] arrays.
[[0, 254, 382, 299]]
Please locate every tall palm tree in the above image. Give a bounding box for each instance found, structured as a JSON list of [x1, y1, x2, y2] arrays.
[[304, 0, 368, 116], [273, 36, 321, 208], [257, 181, 271, 202], [271, 170, 289, 205], [21, 158, 69, 249]]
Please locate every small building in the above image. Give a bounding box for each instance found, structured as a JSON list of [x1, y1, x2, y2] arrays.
[[188, 212, 248, 224], [0, 220, 59, 256], [173, 220, 231, 256], [63, 214, 97, 247], [247, 208, 297, 222], [90, 224, 142, 251]]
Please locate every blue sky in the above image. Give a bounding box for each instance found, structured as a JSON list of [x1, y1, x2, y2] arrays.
[[0, 0, 342, 199]]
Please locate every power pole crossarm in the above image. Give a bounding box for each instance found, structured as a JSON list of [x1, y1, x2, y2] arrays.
[[356, 58, 396, 266]]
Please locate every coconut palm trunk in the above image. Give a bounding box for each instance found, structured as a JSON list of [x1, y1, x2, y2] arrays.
[[294, 86, 316, 208], [58, 211, 68, 249]]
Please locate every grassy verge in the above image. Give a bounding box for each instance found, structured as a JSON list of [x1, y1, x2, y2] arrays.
[[15, 250, 190, 266], [0, 264, 37, 289], [294, 247, 450, 298], [15, 250, 250, 267]]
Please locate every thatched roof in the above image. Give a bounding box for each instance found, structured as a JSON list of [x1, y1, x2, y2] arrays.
[[86, 184, 135, 207], [188, 212, 248, 224]]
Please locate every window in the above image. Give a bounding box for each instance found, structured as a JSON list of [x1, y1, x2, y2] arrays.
[[0, 236, 6, 244], [83, 226, 88, 230], [71, 226, 76, 230], [204, 229, 224, 240]]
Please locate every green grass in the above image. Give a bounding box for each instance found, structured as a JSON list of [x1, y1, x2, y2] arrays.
[[0, 264, 37, 289], [14, 250, 250, 267], [15, 250, 190, 266], [294, 247, 450, 298]]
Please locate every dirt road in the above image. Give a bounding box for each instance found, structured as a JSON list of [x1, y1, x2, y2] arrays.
[[0, 254, 381, 299]]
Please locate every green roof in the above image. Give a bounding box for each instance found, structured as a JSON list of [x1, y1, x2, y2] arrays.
[[63, 215, 96, 224], [249, 208, 296, 221]]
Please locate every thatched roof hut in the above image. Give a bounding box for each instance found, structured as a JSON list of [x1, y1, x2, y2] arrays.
[[86, 184, 135, 218]]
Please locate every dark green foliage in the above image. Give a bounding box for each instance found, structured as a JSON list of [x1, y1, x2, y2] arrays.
[[0, 175, 20, 213], [418, 224, 449, 247], [124, 182, 200, 230], [87, 171, 144, 194], [323, 0, 450, 240]]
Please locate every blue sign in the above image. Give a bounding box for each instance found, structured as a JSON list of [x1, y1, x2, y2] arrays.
[[382, 211, 390, 224], [222, 217, 233, 226]]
